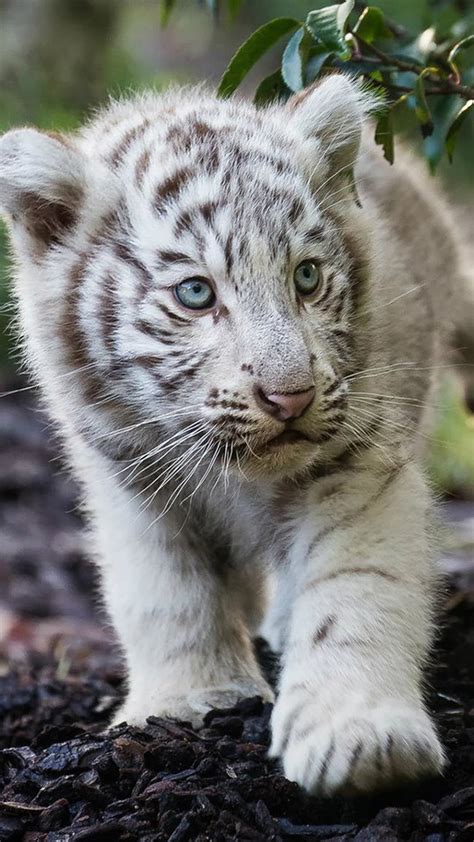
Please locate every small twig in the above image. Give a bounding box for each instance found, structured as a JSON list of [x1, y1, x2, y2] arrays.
[[355, 37, 423, 74], [362, 77, 471, 101], [354, 34, 474, 101], [0, 802, 45, 813]]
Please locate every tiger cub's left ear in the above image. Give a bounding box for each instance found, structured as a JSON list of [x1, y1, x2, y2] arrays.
[[0, 128, 85, 249], [287, 74, 379, 186]]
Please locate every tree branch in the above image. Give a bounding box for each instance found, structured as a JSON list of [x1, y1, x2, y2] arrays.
[[354, 35, 474, 101]]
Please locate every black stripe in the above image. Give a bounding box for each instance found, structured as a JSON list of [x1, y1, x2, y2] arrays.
[[156, 301, 191, 325]]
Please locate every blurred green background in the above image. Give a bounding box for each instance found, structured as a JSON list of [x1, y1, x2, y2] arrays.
[[0, 0, 472, 497]]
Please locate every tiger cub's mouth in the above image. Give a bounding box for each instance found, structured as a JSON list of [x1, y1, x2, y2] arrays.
[[266, 429, 310, 447], [255, 429, 313, 455]]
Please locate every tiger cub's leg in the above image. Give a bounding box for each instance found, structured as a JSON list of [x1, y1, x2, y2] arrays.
[[90, 480, 273, 728], [270, 461, 445, 795]]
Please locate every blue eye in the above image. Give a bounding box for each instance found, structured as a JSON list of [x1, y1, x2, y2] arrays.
[[294, 260, 323, 297], [174, 278, 216, 310]]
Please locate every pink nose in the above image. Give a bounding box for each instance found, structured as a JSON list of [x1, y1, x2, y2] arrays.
[[254, 386, 315, 421]]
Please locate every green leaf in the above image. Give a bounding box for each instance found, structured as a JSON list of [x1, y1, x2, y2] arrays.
[[375, 110, 394, 164], [282, 27, 312, 92], [423, 94, 460, 172], [306, 0, 354, 60], [414, 72, 434, 138], [445, 99, 474, 162], [254, 69, 288, 106], [448, 35, 474, 80], [160, 0, 175, 27], [305, 48, 332, 84], [354, 6, 393, 44], [369, 69, 383, 82], [218, 17, 300, 98]]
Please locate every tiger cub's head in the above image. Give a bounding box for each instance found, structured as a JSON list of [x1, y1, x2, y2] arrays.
[[0, 75, 377, 481]]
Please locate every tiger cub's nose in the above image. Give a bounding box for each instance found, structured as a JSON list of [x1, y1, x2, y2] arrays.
[[254, 385, 315, 421]]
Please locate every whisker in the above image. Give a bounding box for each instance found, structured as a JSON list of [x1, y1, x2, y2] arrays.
[[234, 445, 248, 482], [0, 362, 100, 399], [357, 284, 424, 318], [136, 443, 207, 516], [225, 442, 234, 490], [151, 436, 216, 526], [121, 422, 207, 487], [319, 194, 358, 214], [108, 420, 206, 484], [351, 391, 434, 403], [243, 436, 263, 462], [342, 416, 397, 469], [346, 362, 418, 380], [209, 443, 227, 497], [347, 362, 472, 382], [349, 393, 444, 411], [312, 153, 359, 196], [315, 172, 365, 205], [90, 407, 199, 443], [349, 404, 448, 447], [181, 442, 221, 506], [134, 431, 212, 519]]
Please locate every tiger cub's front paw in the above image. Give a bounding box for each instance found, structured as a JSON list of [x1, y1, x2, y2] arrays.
[[270, 694, 445, 796], [111, 678, 274, 730]]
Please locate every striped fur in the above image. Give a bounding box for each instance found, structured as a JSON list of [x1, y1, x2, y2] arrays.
[[1, 75, 470, 795]]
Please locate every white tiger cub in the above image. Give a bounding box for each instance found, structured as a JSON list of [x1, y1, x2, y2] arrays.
[[0, 75, 471, 796]]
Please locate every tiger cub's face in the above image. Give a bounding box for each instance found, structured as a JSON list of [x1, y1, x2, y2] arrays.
[[0, 77, 372, 480]]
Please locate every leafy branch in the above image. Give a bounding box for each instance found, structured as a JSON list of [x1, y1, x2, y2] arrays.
[[161, 0, 474, 170], [355, 34, 474, 100]]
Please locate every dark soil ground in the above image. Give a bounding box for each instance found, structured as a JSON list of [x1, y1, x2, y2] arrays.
[[0, 377, 473, 842]]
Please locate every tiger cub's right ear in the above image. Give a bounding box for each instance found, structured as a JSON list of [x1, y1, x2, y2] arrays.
[[0, 128, 85, 249]]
